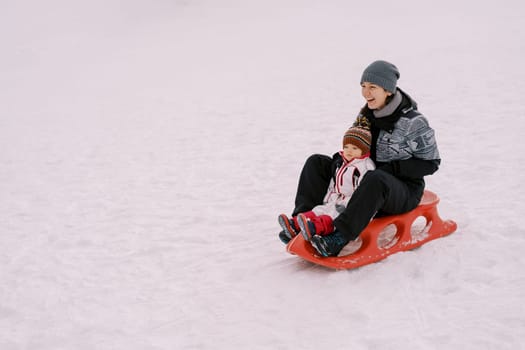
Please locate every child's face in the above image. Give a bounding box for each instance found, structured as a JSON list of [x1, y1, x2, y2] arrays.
[[343, 144, 363, 160]]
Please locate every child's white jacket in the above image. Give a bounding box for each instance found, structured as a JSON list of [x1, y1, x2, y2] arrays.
[[312, 152, 376, 219]]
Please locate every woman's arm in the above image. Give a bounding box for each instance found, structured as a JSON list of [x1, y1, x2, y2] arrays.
[[377, 158, 440, 178], [377, 114, 441, 179]]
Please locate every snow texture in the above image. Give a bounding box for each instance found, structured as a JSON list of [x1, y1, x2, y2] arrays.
[[1, 0, 525, 349]]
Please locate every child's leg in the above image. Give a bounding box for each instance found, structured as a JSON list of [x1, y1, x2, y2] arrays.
[[278, 214, 300, 241], [297, 212, 335, 241], [301, 211, 334, 234], [315, 214, 335, 235]]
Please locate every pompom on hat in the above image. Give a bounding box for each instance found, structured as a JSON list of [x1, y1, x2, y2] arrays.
[[342, 118, 372, 155], [360, 60, 400, 93]]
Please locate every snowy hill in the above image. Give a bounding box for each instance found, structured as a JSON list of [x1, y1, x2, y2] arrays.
[[1, 0, 525, 349]]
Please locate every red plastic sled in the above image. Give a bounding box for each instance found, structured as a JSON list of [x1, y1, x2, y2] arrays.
[[286, 190, 457, 270]]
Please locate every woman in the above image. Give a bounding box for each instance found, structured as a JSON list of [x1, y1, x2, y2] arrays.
[[281, 60, 441, 257]]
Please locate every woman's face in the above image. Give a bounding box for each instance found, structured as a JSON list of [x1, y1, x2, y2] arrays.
[[361, 82, 392, 110]]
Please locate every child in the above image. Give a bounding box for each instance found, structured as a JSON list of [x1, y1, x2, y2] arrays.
[[278, 121, 375, 243]]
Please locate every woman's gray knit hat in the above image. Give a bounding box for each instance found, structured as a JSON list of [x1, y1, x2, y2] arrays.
[[360, 60, 400, 93]]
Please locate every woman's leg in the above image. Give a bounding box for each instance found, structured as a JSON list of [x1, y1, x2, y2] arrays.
[[292, 154, 333, 216], [333, 169, 423, 241]]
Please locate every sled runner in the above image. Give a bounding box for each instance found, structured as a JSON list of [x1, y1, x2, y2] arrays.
[[286, 190, 457, 270]]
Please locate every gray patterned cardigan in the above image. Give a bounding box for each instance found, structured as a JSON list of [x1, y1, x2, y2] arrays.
[[361, 88, 441, 185]]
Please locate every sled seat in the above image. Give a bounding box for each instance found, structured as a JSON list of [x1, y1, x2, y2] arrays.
[[286, 190, 457, 270]]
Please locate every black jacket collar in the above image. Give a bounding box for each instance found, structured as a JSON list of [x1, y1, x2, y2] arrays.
[[364, 88, 418, 133]]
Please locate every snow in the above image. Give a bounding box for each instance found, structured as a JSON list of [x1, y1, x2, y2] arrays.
[[1, 0, 525, 349]]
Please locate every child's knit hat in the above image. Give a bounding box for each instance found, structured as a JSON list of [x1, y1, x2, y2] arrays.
[[343, 126, 371, 155]]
